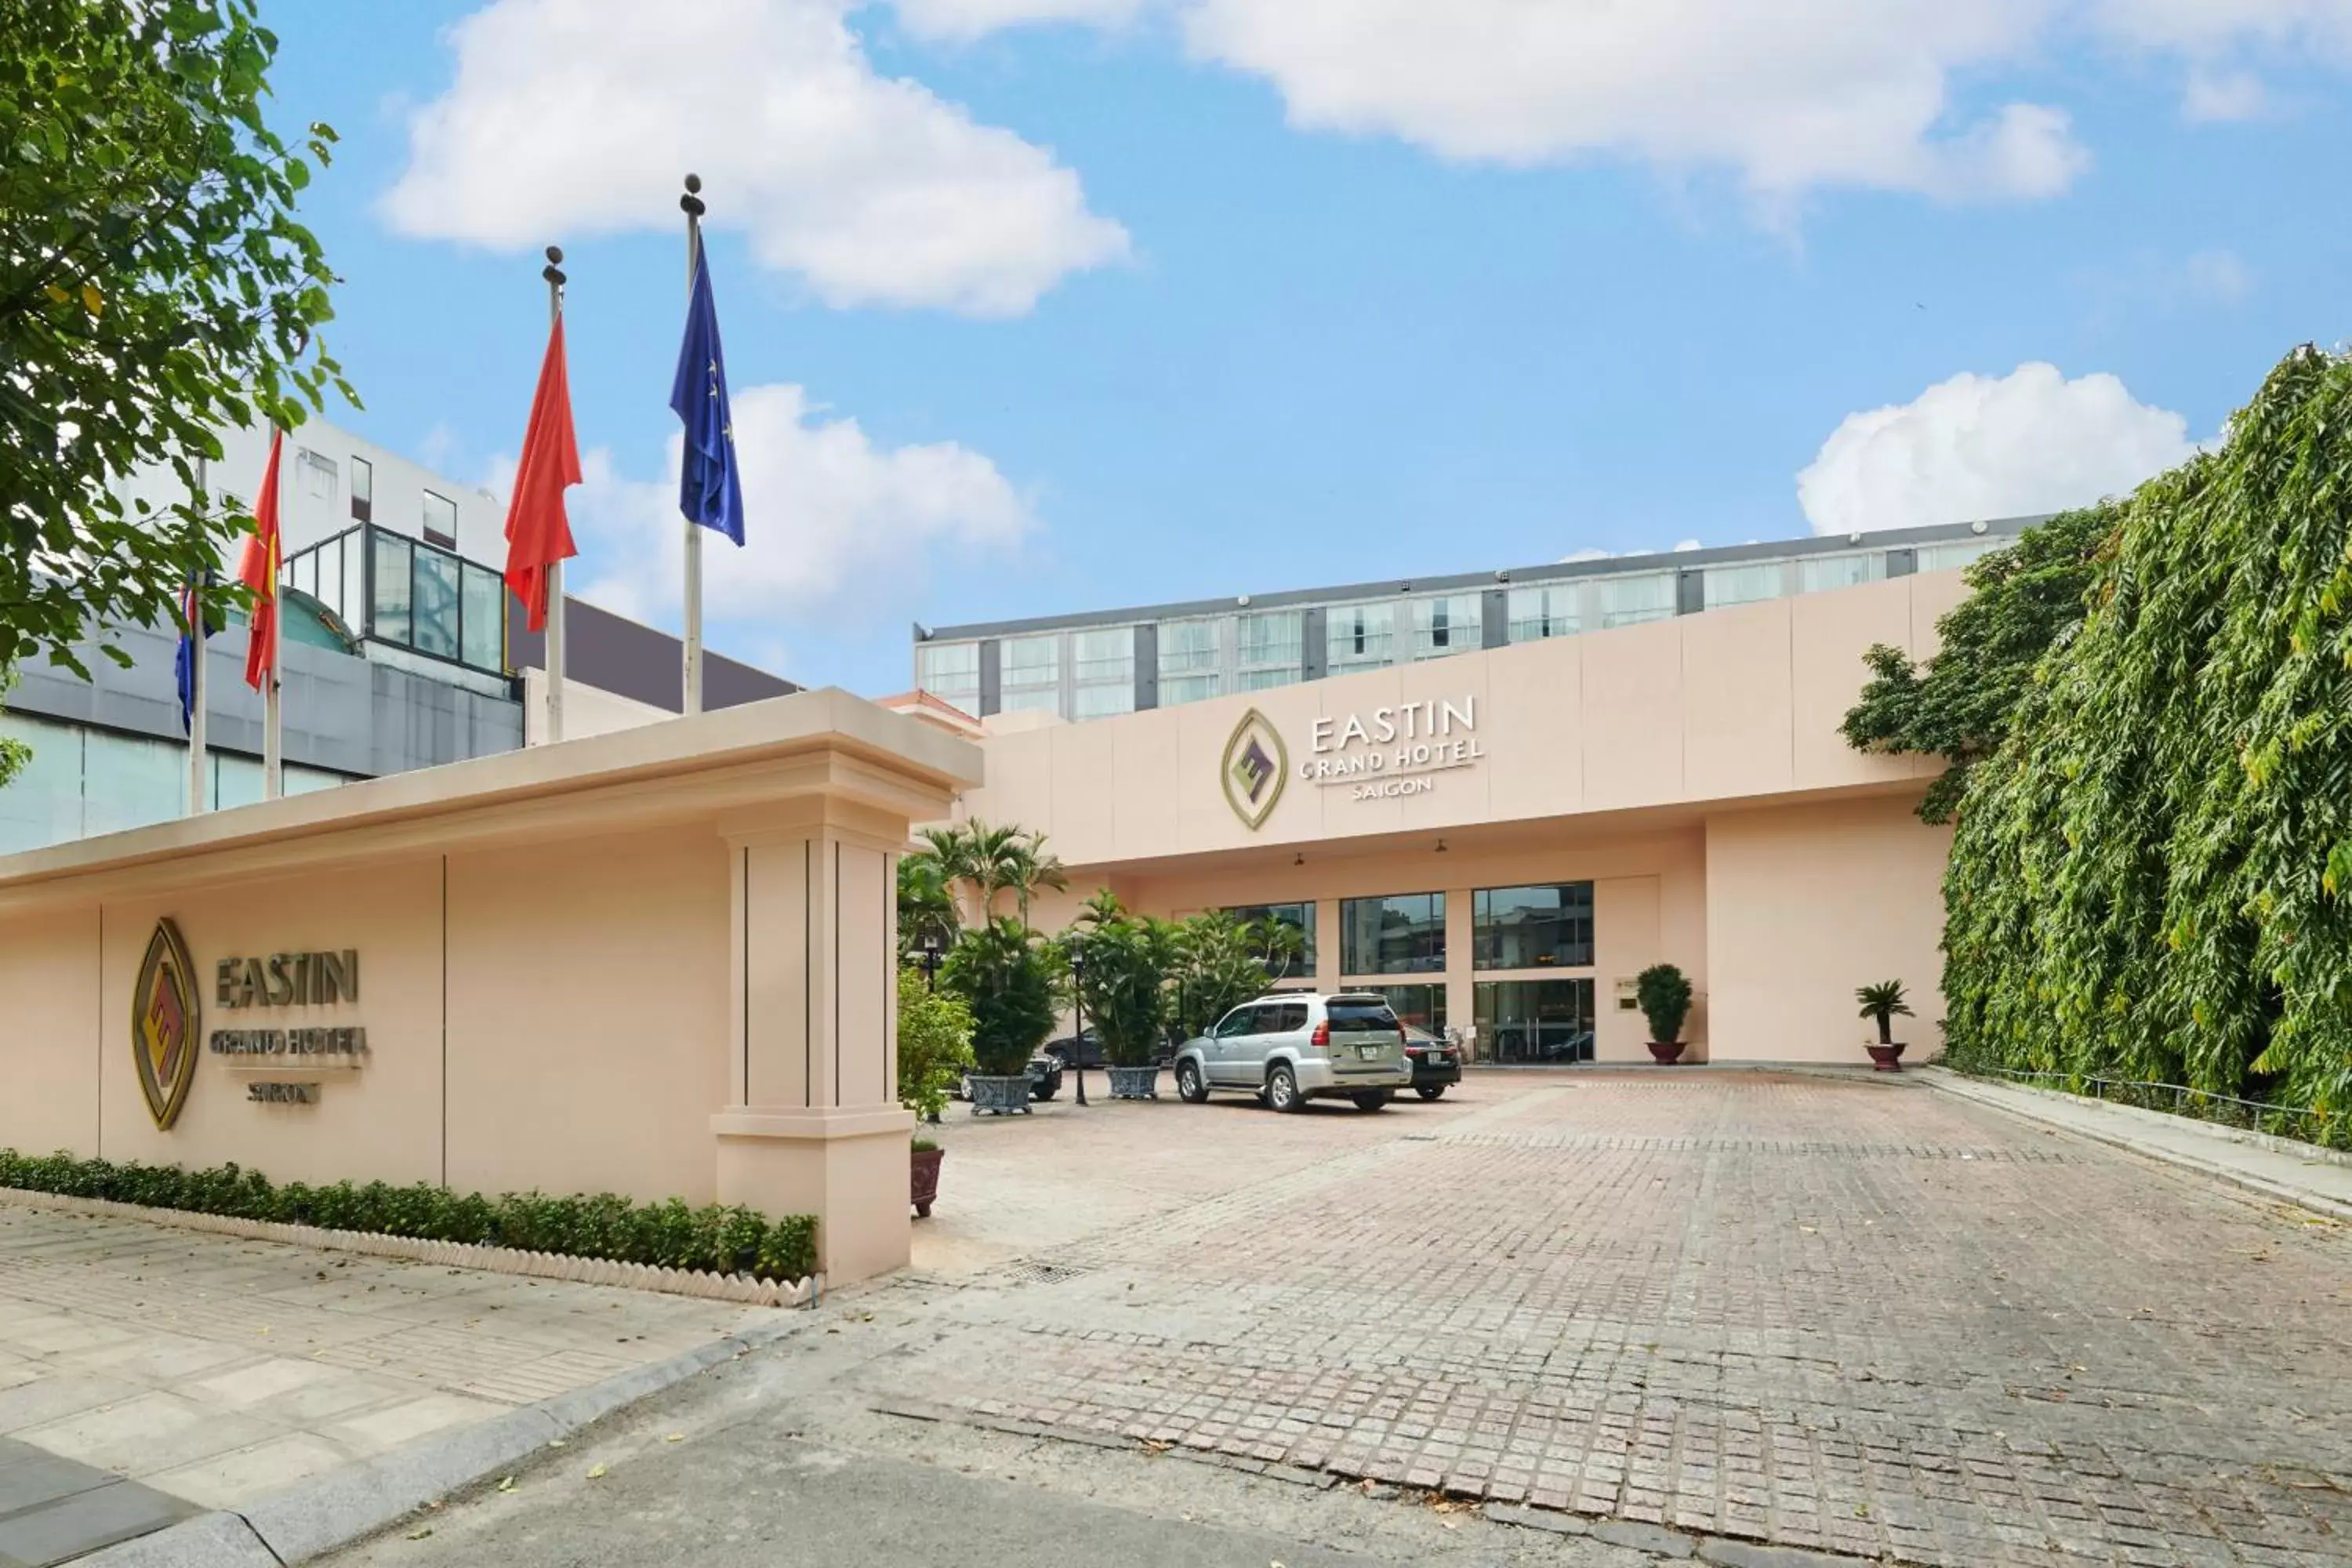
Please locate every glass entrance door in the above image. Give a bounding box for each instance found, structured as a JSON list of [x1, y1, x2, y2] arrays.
[[1474, 978, 1595, 1063]]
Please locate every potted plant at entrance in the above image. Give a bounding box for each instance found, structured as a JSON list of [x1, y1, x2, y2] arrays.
[[1062, 898, 1174, 1101], [897, 971, 974, 1214], [1856, 980, 1912, 1071], [1636, 964, 1693, 1064], [942, 918, 1058, 1116]]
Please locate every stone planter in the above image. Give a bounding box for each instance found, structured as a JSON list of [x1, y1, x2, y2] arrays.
[[967, 1074, 1034, 1116], [1865, 1041, 1907, 1073], [1105, 1065, 1160, 1100], [910, 1146, 944, 1218], [1646, 1040, 1686, 1065]]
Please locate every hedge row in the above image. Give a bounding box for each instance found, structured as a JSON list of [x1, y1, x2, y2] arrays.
[[0, 1150, 817, 1283]]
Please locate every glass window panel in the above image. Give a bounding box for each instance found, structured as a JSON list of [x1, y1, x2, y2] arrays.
[[1411, 593, 1482, 660], [1599, 573, 1675, 628], [999, 688, 1061, 714], [372, 531, 412, 644], [350, 456, 372, 522], [1223, 902, 1316, 978], [1798, 552, 1885, 593], [213, 752, 263, 810], [341, 535, 365, 626], [1072, 683, 1134, 719], [1507, 585, 1580, 642], [412, 545, 460, 659], [1327, 602, 1396, 671], [1474, 883, 1595, 970], [422, 489, 459, 549], [1160, 673, 1221, 705], [82, 728, 186, 837], [0, 713, 84, 853], [1237, 610, 1301, 668], [1237, 666, 1298, 693], [1073, 626, 1134, 685], [1338, 891, 1445, 975], [1475, 978, 1595, 1064], [284, 764, 349, 796], [1704, 562, 1784, 609], [1156, 618, 1223, 706], [916, 642, 981, 704], [1367, 983, 1446, 1033], [1001, 634, 1059, 687], [1916, 539, 1998, 573], [460, 561, 504, 670]]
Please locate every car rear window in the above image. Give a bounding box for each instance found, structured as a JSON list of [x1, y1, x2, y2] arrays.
[[1327, 1000, 1400, 1032]]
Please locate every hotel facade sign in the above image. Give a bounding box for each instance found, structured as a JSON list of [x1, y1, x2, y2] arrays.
[[132, 918, 201, 1130], [1221, 709, 1290, 829], [1303, 695, 1486, 801]]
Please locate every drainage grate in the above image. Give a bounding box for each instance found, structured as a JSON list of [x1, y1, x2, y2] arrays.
[[996, 1258, 1091, 1287]]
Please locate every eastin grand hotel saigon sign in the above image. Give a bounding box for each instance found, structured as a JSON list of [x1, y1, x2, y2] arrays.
[[1225, 696, 1486, 828]]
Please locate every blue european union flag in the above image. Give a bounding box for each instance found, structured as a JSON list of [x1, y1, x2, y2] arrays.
[[670, 246, 744, 546], [172, 572, 212, 735]]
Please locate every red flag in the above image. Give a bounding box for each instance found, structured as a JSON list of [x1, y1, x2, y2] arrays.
[[234, 428, 285, 691], [503, 317, 581, 633]]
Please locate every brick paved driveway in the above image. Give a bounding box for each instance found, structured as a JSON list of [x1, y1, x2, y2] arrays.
[[872, 1072, 2352, 1566]]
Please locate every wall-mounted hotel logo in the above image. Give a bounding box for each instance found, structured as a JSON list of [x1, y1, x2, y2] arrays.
[[209, 947, 368, 1105], [1221, 708, 1290, 830], [1303, 696, 1486, 801], [132, 918, 201, 1131]]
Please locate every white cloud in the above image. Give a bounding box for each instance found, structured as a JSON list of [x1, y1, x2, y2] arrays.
[[383, 0, 1129, 316], [2183, 249, 2255, 303], [2182, 67, 2271, 120], [529, 383, 1034, 629], [893, 0, 1145, 42], [1797, 363, 2198, 536], [1557, 547, 1613, 564]]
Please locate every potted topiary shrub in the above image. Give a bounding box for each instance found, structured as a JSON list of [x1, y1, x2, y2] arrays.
[[1063, 899, 1174, 1101], [942, 918, 1058, 1116], [897, 971, 973, 1215], [1636, 964, 1693, 1064], [1856, 980, 1913, 1071]]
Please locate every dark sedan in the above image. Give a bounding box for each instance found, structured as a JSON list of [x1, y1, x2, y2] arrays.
[[1403, 1026, 1462, 1100]]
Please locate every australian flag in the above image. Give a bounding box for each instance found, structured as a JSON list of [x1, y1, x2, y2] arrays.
[[670, 245, 744, 546], [172, 572, 212, 734]]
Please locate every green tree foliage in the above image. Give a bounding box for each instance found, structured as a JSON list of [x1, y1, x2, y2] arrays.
[[0, 665, 27, 791], [1923, 347, 2352, 1140], [1635, 964, 1692, 1045], [895, 852, 958, 961], [2, 0, 354, 677], [895, 970, 975, 1122], [1840, 504, 2115, 822], [941, 916, 1058, 1076], [1062, 893, 1172, 1068], [1164, 911, 1270, 1040], [915, 820, 1067, 924]]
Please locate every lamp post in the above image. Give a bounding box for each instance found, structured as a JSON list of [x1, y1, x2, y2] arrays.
[[1067, 937, 1089, 1108], [917, 930, 946, 993]]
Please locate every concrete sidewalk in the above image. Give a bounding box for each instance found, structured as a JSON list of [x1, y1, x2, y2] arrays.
[[1923, 1066, 2352, 1220], [0, 1201, 783, 1564]]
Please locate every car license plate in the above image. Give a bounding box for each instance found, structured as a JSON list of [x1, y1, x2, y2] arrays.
[[1356, 1044, 1381, 1059]]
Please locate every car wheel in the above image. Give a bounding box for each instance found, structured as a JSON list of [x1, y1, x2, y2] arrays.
[[1415, 1085, 1446, 1101], [1352, 1090, 1394, 1112], [1267, 1063, 1302, 1113], [1175, 1060, 1210, 1103]]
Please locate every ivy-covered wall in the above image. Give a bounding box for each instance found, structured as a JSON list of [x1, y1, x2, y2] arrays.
[[1864, 347, 2352, 1138]]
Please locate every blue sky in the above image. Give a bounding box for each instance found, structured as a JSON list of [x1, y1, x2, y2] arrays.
[[260, 1, 2352, 695]]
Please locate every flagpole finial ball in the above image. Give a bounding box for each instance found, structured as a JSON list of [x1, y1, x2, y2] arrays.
[[684, 173, 702, 194], [544, 245, 564, 266]]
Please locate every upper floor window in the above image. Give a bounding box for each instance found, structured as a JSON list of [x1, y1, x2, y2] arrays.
[[1411, 594, 1481, 660], [350, 456, 373, 523], [1704, 562, 1785, 610], [1798, 553, 1885, 593], [1327, 601, 1396, 673], [916, 641, 981, 706], [1237, 610, 1301, 691], [1916, 539, 1998, 574], [1158, 617, 1223, 706], [1474, 883, 1594, 970], [299, 448, 337, 505], [422, 489, 458, 550], [1001, 634, 1060, 710], [1507, 584, 1580, 642], [1073, 626, 1134, 687], [1599, 572, 1676, 629]]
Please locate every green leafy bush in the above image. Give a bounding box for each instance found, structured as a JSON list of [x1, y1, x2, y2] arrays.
[[1635, 964, 1693, 1045], [1166, 911, 1272, 1041], [0, 1149, 818, 1282], [941, 916, 1058, 1076], [897, 969, 976, 1120], [1857, 346, 2352, 1144], [1062, 895, 1174, 1068]]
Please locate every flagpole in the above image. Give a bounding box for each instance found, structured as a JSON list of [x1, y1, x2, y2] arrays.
[[543, 245, 568, 744], [187, 456, 209, 815], [680, 173, 706, 717], [263, 435, 283, 800]]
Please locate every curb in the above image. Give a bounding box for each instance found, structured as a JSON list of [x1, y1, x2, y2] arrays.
[[0, 1188, 817, 1308], [1924, 1069, 2352, 1223], [77, 1313, 813, 1566]]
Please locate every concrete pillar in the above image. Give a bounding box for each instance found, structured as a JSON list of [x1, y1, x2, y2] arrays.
[[1443, 888, 1475, 1056], [710, 797, 913, 1285]]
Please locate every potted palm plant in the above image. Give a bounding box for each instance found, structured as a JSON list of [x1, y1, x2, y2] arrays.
[[1063, 896, 1173, 1100], [942, 918, 1058, 1115], [1636, 964, 1693, 1064], [897, 971, 973, 1216], [1856, 980, 1913, 1070]]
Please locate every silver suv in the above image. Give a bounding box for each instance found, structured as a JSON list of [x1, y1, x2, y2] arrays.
[[1172, 993, 1411, 1112]]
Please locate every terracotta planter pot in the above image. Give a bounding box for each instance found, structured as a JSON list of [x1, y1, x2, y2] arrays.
[[909, 1146, 944, 1218], [1646, 1041, 1686, 1064], [1865, 1041, 1906, 1073]]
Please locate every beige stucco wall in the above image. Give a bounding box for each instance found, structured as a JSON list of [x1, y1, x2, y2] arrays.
[[1703, 796, 1955, 1063], [0, 689, 982, 1285]]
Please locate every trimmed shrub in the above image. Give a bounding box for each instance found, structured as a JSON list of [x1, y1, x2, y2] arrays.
[[0, 1149, 818, 1283]]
